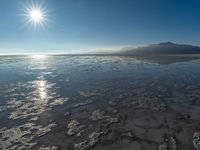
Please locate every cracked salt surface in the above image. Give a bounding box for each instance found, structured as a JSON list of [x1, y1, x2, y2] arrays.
[[0, 80, 69, 120], [1, 56, 200, 149], [0, 80, 68, 149], [0, 122, 56, 150], [67, 120, 85, 136]]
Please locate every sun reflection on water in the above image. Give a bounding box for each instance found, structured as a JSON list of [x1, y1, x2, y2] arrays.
[[30, 55, 47, 59], [28, 79, 51, 105], [37, 80, 48, 103]]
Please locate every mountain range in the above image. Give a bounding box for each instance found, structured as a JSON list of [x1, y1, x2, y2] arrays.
[[119, 42, 200, 56]]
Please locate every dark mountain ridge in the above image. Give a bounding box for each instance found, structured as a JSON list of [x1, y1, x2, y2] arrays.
[[120, 42, 200, 56]]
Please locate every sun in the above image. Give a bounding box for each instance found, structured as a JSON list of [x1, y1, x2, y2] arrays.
[[22, 2, 48, 28], [29, 8, 43, 23]]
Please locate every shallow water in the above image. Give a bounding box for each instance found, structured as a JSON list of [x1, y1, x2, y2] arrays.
[[1, 55, 200, 150]]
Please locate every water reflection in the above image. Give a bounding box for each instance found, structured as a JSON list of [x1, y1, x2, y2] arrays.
[[30, 55, 47, 60], [36, 80, 48, 104], [29, 55, 51, 104], [0, 76, 68, 124], [1, 56, 200, 149]]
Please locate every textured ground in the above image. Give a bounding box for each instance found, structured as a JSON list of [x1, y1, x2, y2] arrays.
[[1, 55, 200, 150]]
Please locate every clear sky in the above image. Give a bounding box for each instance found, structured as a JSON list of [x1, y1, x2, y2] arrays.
[[1, 0, 200, 54]]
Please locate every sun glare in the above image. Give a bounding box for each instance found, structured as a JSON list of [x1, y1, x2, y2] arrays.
[[31, 55, 47, 59], [29, 9, 43, 23], [23, 2, 48, 28]]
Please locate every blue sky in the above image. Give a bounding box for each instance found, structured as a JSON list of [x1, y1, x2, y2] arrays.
[[0, 0, 200, 54]]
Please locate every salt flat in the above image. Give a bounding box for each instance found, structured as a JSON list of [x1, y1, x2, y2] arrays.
[[1, 55, 200, 150]]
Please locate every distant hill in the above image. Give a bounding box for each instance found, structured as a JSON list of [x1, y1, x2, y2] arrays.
[[119, 42, 200, 56]]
